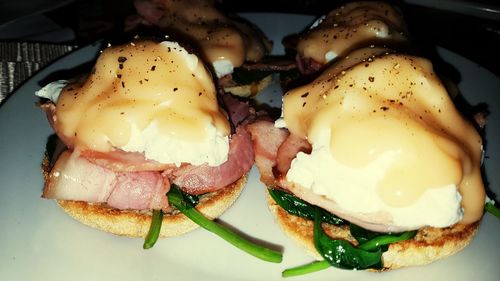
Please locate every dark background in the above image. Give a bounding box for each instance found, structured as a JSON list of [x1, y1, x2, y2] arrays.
[[2, 0, 500, 76]]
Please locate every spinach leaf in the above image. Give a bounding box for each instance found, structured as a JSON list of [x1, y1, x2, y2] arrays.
[[276, 189, 417, 276], [143, 186, 198, 250], [349, 223, 382, 244], [180, 189, 199, 207], [168, 185, 283, 263], [313, 208, 382, 270], [268, 188, 344, 225], [357, 230, 417, 252], [485, 201, 500, 218], [349, 223, 416, 268], [143, 209, 163, 249]]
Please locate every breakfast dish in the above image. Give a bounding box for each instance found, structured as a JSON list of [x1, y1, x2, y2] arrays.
[[128, 0, 275, 97], [284, 1, 408, 76], [251, 48, 484, 272], [0, 12, 499, 281], [249, 1, 490, 274], [36, 39, 254, 238]]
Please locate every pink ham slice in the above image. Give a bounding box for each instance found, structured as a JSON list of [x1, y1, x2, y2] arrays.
[[246, 120, 289, 186], [275, 133, 311, 176], [133, 0, 165, 25], [168, 127, 254, 195], [107, 171, 169, 210], [221, 93, 252, 126], [43, 150, 169, 210], [296, 54, 323, 76], [43, 126, 254, 206], [43, 151, 116, 202], [40, 94, 255, 204], [81, 149, 174, 172]]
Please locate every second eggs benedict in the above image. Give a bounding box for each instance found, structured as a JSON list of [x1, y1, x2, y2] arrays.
[[248, 47, 485, 270], [130, 0, 274, 97]]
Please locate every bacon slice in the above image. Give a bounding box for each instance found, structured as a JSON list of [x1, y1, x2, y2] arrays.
[[296, 54, 323, 76], [275, 133, 311, 176], [133, 0, 165, 25], [221, 93, 250, 126], [43, 150, 169, 210], [167, 126, 254, 195], [240, 57, 297, 72], [43, 151, 116, 202], [246, 120, 289, 186], [41, 90, 255, 206], [81, 149, 174, 172], [107, 171, 169, 210]]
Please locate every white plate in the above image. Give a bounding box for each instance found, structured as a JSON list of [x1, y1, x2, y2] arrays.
[[1, 13, 499, 281]]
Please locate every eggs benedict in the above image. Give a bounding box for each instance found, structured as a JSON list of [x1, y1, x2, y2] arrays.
[[283, 1, 408, 77], [248, 46, 485, 270], [129, 0, 274, 97], [37, 39, 255, 238]]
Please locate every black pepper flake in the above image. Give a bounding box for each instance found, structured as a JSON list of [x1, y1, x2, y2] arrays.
[[380, 106, 389, 111], [139, 80, 143, 84], [117, 74, 122, 79], [368, 76, 375, 82], [121, 81, 125, 88], [120, 112, 125, 115], [199, 92, 202, 96], [173, 87, 178, 92], [334, 85, 339, 89], [119, 64, 124, 70], [301, 92, 309, 98], [118, 56, 127, 63], [151, 65, 156, 71], [302, 102, 307, 107]]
